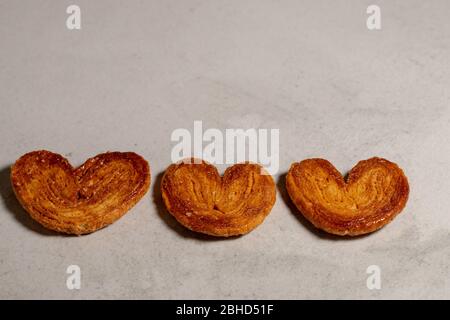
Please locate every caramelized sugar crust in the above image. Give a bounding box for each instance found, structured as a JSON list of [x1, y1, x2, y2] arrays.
[[161, 158, 276, 237], [286, 157, 409, 236], [11, 150, 150, 235]]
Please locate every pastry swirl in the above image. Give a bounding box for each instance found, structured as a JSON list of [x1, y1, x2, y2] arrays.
[[286, 157, 409, 236], [161, 158, 276, 237], [11, 150, 150, 235]]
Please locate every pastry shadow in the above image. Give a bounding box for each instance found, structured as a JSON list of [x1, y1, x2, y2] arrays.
[[152, 171, 241, 241], [276, 172, 377, 241], [0, 166, 61, 236]]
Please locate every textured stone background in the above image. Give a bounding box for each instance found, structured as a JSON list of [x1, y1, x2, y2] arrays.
[[0, 0, 449, 299]]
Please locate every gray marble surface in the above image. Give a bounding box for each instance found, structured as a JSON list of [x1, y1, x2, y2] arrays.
[[0, 0, 449, 299]]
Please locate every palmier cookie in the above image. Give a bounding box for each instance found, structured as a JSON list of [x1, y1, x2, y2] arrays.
[[11, 150, 150, 235], [286, 157, 409, 236], [161, 158, 276, 237]]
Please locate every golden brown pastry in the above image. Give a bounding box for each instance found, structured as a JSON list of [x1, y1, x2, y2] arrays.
[[286, 157, 409, 236], [11, 150, 150, 235], [161, 158, 276, 237]]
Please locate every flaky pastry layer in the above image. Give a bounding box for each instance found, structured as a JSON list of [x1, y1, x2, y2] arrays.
[[161, 158, 276, 237], [286, 157, 409, 236], [11, 150, 150, 235]]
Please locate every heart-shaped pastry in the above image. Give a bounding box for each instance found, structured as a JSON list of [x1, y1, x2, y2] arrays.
[[286, 157, 409, 236], [11, 150, 150, 235], [161, 158, 276, 237]]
